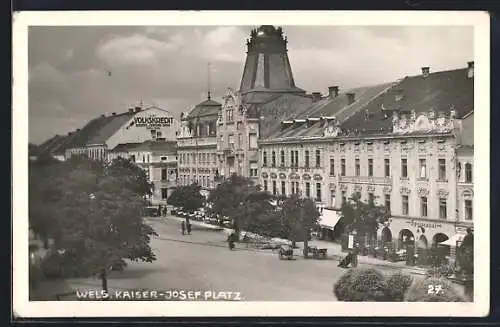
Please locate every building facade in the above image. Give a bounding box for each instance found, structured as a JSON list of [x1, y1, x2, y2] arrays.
[[259, 63, 474, 252], [39, 105, 179, 162], [177, 96, 221, 196], [108, 140, 178, 205]]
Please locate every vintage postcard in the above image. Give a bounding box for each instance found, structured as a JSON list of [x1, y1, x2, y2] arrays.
[[13, 11, 489, 317]]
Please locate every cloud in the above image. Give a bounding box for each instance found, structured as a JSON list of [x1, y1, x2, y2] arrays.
[[28, 25, 473, 143], [96, 34, 178, 66]]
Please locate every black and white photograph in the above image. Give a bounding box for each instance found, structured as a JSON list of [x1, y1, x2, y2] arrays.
[[13, 11, 489, 317]]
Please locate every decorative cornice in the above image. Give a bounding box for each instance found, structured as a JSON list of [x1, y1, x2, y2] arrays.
[[400, 186, 411, 195], [437, 189, 449, 198], [417, 187, 429, 197]]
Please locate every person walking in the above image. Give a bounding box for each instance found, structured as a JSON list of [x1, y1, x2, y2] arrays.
[[181, 221, 186, 235], [186, 218, 192, 235]]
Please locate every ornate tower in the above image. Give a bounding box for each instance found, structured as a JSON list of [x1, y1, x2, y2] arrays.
[[239, 25, 304, 96]]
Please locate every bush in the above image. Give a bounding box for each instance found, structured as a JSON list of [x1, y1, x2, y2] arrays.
[[333, 267, 388, 301], [385, 271, 414, 301], [426, 264, 454, 279], [405, 277, 467, 302]]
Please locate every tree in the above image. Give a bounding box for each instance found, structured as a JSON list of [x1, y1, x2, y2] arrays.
[[167, 184, 205, 213], [208, 174, 271, 239], [29, 156, 158, 292], [340, 193, 390, 247], [279, 194, 320, 255]]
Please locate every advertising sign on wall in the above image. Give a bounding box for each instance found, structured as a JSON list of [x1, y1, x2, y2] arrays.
[[127, 114, 174, 129]]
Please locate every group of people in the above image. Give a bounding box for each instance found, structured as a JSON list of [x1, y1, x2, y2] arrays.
[[181, 219, 192, 235], [337, 242, 359, 268]]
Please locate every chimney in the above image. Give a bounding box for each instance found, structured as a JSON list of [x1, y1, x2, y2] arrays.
[[312, 92, 322, 102], [76, 128, 81, 132], [346, 92, 355, 105], [128, 108, 134, 113], [328, 86, 339, 99], [135, 106, 141, 112], [112, 112, 116, 116], [421, 66, 430, 78], [467, 61, 474, 78], [68, 132, 73, 136], [100, 114, 106, 118]]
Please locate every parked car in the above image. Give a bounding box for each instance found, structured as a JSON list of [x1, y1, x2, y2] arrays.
[[143, 206, 160, 217], [278, 244, 294, 260]]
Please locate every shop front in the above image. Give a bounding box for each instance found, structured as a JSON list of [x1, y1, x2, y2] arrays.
[[379, 217, 457, 265]]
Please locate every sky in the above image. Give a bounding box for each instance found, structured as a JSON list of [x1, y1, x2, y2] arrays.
[[28, 25, 473, 143]]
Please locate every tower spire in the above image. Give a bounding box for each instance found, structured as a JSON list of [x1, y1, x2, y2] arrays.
[[207, 62, 212, 100]]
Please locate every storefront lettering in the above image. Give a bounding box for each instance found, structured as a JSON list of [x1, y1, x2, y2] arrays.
[[133, 115, 174, 128], [405, 219, 442, 229]]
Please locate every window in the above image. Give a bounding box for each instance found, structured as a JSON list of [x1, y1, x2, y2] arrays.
[[290, 150, 294, 167], [401, 158, 408, 178], [250, 168, 258, 177], [281, 181, 286, 196], [295, 182, 300, 195], [385, 194, 391, 212], [161, 168, 167, 180], [341, 158, 346, 176], [419, 159, 427, 179], [272, 181, 277, 195], [439, 198, 447, 219], [151, 130, 157, 138], [156, 131, 162, 138], [465, 199, 473, 220], [143, 155, 146, 163], [315, 150, 321, 168], [402, 195, 409, 216], [249, 134, 257, 149], [368, 158, 373, 177], [384, 158, 390, 177], [226, 108, 233, 122], [295, 151, 299, 168], [290, 182, 295, 195], [271, 151, 276, 167], [131, 155, 135, 162], [438, 159, 446, 181], [342, 191, 347, 205], [355, 158, 360, 176], [263, 180, 268, 192], [263, 151, 267, 167], [465, 163, 472, 183], [305, 182, 311, 197], [330, 159, 335, 176], [193, 153, 196, 164], [305, 150, 310, 168], [368, 193, 375, 205], [316, 183, 322, 202], [420, 197, 428, 217], [161, 188, 168, 199], [280, 150, 285, 166]]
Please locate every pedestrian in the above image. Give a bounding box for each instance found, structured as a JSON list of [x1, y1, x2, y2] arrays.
[[352, 242, 359, 267], [228, 232, 235, 250], [181, 221, 186, 235], [186, 218, 191, 235]]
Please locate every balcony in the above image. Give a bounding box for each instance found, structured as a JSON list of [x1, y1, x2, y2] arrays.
[[339, 175, 392, 185]]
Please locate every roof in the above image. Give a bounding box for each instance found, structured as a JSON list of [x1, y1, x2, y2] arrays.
[[63, 110, 135, 149], [255, 93, 314, 138], [132, 140, 177, 153], [186, 98, 221, 119], [341, 68, 474, 135], [263, 83, 394, 140], [110, 142, 143, 153]]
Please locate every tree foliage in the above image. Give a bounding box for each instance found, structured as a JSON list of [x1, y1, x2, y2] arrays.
[[458, 229, 474, 276], [208, 174, 272, 235], [279, 194, 320, 250], [167, 183, 205, 212], [29, 156, 158, 289], [340, 193, 390, 240]]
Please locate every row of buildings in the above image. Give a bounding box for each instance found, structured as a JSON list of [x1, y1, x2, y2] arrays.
[[34, 25, 474, 252]]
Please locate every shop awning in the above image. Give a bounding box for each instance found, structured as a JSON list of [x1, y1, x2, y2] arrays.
[[440, 234, 465, 247], [319, 209, 342, 229]]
